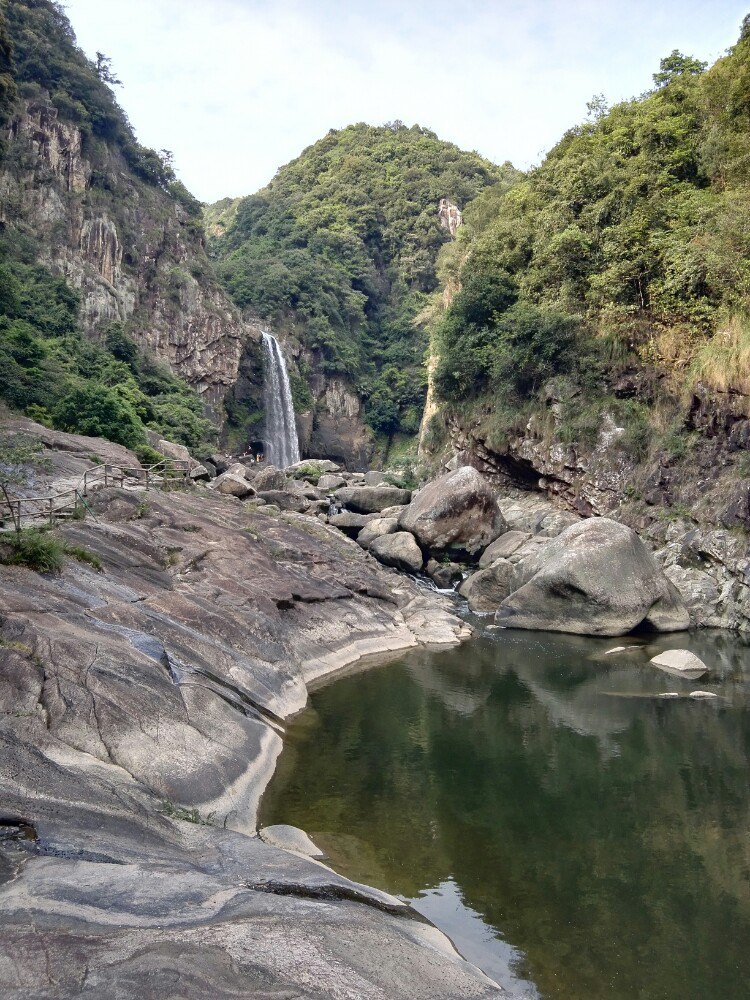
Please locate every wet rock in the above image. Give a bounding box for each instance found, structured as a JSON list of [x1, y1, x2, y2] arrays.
[[357, 517, 400, 550], [253, 465, 287, 491], [497, 518, 691, 636], [335, 486, 412, 514], [214, 472, 256, 498], [459, 560, 515, 613], [426, 559, 463, 590], [479, 530, 531, 567], [370, 532, 424, 574], [689, 689, 718, 699], [399, 467, 506, 560], [650, 648, 709, 679]]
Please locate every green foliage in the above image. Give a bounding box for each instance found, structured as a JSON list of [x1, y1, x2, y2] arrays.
[[159, 800, 215, 825], [0, 527, 64, 572], [433, 21, 750, 457], [63, 542, 103, 571], [0, 234, 216, 451], [212, 123, 504, 436]]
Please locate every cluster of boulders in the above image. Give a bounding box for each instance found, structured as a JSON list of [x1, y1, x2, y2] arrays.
[[187, 451, 692, 639]]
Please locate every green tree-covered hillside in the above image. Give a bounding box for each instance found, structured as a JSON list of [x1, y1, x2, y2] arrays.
[[0, 0, 218, 455], [433, 17, 750, 456], [211, 123, 508, 437]]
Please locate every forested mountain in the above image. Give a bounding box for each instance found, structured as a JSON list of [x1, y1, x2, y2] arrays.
[[0, 0, 245, 457], [429, 21, 750, 474], [210, 124, 508, 446]]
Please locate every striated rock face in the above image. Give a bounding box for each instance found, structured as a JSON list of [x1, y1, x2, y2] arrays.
[[0, 425, 488, 998], [1, 101, 244, 412], [306, 375, 375, 469]]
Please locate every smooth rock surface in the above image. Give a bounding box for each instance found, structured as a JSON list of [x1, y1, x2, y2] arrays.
[[254, 465, 287, 491], [357, 516, 400, 550], [479, 530, 531, 567], [370, 532, 424, 574], [335, 485, 413, 514], [650, 648, 709, 678], [459, 560, 515, 613], [214, 471, 256, 497], [400, 467, 507, 560], [259, 824, 326, 859], [497, 518, 690, 636]]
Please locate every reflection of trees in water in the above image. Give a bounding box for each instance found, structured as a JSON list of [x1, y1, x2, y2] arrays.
[[264, 634, 750, 1000]]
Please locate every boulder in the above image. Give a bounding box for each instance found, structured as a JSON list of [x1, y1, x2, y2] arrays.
[[479, 530, 531, 567], [536, 510, 580, 538], [189, 464, 211, 482], [650, 649, 709, 679], [257, 490, 310, 513], [253, 465, 287, 492], [370, 532, 424, 574], [357, 517, 399, 550], [258, 824, 326, 860], [459, 560, 515, 612], [364, 470, 387, 486], [286, 459, 341, 476], [399, 467, 506, 560], [154, 438, 191, 464], [426, 558, 463, 590], [318, 474, 347, 491], [496, 518, 690, 637], [328, 511, 380, 538], [335, 486, 412, 514], [380, 504, 408, 518], [214, 473, 256, 498], [226, 462, 249, 478]]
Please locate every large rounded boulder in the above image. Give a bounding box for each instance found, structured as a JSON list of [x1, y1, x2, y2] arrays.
[[496, 518, 690, 636], [399, 466, 506, 560], [334, 485, 412, 514], [369, 532, 424, 574]]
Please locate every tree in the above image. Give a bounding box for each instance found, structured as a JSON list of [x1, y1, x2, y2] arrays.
[[95, 51, 121, 86], [52, 384, 144, 449], [653, 50, 707, 88]]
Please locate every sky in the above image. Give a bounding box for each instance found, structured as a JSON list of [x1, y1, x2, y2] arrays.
[[63, 0, 749, 204]]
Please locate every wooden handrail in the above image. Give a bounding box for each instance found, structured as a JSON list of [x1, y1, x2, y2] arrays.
[[0, 457, 193, 529]]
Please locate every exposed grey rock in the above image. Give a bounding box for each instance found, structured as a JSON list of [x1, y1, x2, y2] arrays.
[[459, 560, 515, 613], [0, 440, 484, 999], [286, 459, 341, 476], [257, 490, 310, 513], [650, 648, 709, 678], [357, 517, 400, 550], [253, 465, 287, 491], [381, 504, 409, 518], [364, 470, 388, 486], [689, 689, 719, 699], [399, 467, 506, 560], [226, 462, 250, 477], [214, 472, 256, 498], [318, 474, 347, 491], [259, 824, 326, 859], [426, 559, 463, 590], [335, 485, 413, 514], [328, 511, 380, 538], [497, 518, 691, 636], [189, 464, 211, 482], [536, 510, 580, 537], [479, 530, 531, 567], [370, 532, 424, 574]]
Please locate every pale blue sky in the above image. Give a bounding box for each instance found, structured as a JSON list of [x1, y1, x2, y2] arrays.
[[63, 0, 749, 203]]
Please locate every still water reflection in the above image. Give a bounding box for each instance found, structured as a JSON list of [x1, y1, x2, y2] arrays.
[[261, 626, 750, 999]]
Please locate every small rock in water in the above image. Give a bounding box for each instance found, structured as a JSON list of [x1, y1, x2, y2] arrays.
[[650, 649, 708, 679], [604, 646, 628, 655], [258, 824, 326, 859], [688, 690, 719, 700]]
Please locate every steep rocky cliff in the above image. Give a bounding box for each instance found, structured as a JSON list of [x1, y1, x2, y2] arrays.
[[1, 0, 244, 419]]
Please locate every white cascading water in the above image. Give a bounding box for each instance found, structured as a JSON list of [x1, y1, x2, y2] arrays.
[[261, 332, 300, 468]]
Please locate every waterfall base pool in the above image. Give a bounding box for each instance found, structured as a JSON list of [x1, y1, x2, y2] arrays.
[[260, 628, 750, 999]]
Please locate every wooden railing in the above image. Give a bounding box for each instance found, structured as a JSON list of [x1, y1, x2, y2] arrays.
[[0, 459, 191, 531]]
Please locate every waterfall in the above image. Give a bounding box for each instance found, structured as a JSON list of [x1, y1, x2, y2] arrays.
[[261, 332, 300, 468]]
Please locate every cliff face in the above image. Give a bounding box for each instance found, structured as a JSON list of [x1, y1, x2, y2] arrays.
[[1, 99, 243, 412]]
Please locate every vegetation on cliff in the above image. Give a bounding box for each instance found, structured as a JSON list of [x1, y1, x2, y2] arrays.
[[431, 18, 750, 459], [0, 0, 216, 453], [210, 123, 507, 438]]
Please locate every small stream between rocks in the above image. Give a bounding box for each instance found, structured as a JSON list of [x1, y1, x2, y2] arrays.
[[261, 622, 750, 999]]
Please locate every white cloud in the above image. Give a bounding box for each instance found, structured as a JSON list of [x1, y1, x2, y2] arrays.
[[62, 0, 748, 202]]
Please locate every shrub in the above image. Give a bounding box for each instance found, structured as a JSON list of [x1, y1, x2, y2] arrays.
[[0, 529, 65, 573]]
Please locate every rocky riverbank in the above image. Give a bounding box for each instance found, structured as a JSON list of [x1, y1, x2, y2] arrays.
[[0, 424, 507, 999]]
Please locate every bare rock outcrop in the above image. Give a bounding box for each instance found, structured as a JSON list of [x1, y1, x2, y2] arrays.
[[497, 518, 690, 636], [399, 467, 507, 560]]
